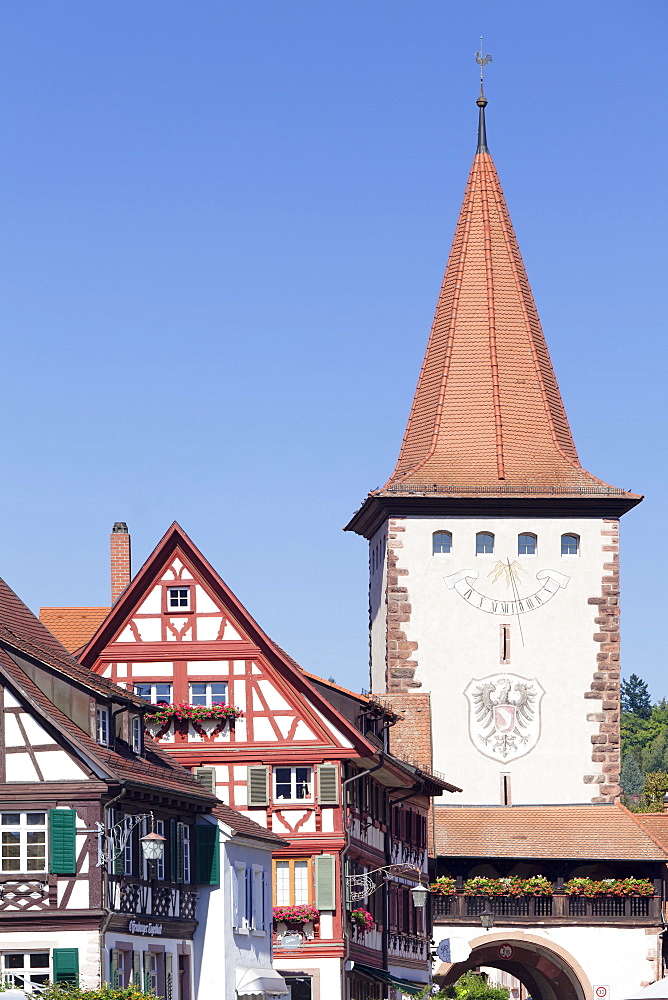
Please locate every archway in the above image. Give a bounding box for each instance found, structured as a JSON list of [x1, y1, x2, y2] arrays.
[[435, 932, 591, 1000]]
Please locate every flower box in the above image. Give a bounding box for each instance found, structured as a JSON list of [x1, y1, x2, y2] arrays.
[[144, 703, 244, 726], [462, 876, 554, 897], [350, 907, 374, 930], [430, 876, 457, 895], [273, 904, 320, 925], [563, 878, 655, 897]]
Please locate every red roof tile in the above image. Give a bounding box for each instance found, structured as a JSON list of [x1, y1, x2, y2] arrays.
[[434, 803, 668, 861], [40, 607, 110, 652], [382, 108, 637, 501]]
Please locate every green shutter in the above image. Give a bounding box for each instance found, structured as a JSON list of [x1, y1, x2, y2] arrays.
[[49, 809, 76, 875], [176, 822, 186, 883], [315, 854, 336, 910], [53, 948, 79, 984], [195, 823, 220, 886], [317, 764, 339, 805], [247, 765, 269, 806]]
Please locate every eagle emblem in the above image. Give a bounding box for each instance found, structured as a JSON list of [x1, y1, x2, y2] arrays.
[[464, 673, 544, 761]]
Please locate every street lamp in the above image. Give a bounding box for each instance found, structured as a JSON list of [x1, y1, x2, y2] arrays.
[[93, 810, 166, 867], [140, 828, 166, 862], [410, 885, 429, 908], [480, 905, 495, 931]]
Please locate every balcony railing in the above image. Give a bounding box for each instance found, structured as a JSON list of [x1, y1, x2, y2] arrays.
[[388, 931, 429, 961], [432, 893, 660, 923], [108, 878, 198, 921]]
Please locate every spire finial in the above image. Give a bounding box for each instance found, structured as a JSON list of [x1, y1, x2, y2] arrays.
[[475, 38, 492, 153]]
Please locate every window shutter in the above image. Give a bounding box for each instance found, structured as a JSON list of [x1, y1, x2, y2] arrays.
[[176, 822, 186, 883], [110, 950, 121, 988], [193, 767, 216, 795], [169, 820, 178, 882], [314, 854, 336, 910], [53, 948, 79, 984], [195, 823, 220, 886], [165, 953, 173, 1000], [317, 764, 339, 805], [252, 868, 265, 930], [132, 952, 142, 986], [247, 765, 269, 806], [49, 809, 76, 875]]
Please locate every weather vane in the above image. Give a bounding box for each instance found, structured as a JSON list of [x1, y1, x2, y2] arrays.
[[475, 37, 492, 97]]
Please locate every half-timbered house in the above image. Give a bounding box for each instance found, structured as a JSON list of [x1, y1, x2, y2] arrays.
[[0, 571, 286, 1000], [67, 522, 460, 1000]]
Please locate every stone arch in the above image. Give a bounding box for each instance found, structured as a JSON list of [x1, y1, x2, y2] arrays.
[[435, 931, 592, 1000]]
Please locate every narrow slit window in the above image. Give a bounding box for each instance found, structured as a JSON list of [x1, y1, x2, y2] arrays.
[[476, 532, 494, 555], [432, 531, 452, 555], [518, 533, 537, 556], [561, 533, 579, 556], [500, 624, 511, 664], [501, 773, 512, 806]]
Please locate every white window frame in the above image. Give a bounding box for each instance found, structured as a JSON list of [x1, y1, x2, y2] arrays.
[[182, 823, 191, 884], [0, 812, 47, 874], [561, 533, 580, 556], [131, 716, 142, 753], [111, 950, 127, 989], [518, 532, 537, 556], [432, 530, 452, 555], [1, 951, 51, 991], [144, 952, 158, 994], [274, 766, 313, 803], [476, 531, 495, 555], [167, 586, 191, 611], [188, 682, 228, 707], [96, 706, 109, 745], [134, 683, 172, 705]]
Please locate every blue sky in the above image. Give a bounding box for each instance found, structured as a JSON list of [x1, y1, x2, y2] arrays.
[[0, 1, 665, 696]]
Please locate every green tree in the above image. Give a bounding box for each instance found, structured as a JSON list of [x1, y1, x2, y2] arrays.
[[644, 771, 668, 811], [620, 754, 645, 796], [425, 972, 510, 1000], [642, 730, 668, 774], [621, 674, 652, 719]]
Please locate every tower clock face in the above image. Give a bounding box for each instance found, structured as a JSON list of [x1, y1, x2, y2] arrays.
[[445, 560, 570, 615]]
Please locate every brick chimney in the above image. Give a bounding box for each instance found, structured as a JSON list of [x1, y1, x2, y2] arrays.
[[110, 522, 131, 603]]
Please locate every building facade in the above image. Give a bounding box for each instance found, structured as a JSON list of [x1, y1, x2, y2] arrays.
[[63, 522, 457, 1000]]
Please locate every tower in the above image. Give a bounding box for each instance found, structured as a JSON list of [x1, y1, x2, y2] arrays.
[[346, 92, 642, 806]]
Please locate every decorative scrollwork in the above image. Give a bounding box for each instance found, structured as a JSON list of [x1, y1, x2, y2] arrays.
[[346, 864, 423, 901]]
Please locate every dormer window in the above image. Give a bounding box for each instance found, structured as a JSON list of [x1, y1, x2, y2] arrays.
[[96, 707, 109, 746], [167, 586, 190, 611], [432, 531, 452, 555], [476, 532, 494, 555], [131, 716, 142, 754]]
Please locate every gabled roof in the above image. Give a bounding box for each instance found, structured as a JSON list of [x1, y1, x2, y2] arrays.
[[346, 99, 641, 528], [77, 522, 385, 761], [0, 576, 145, 707], [0, 576, 217, 805], [213, 803, 287, 847], [39, 607, 110, 653], [433, 803, 668, 861]]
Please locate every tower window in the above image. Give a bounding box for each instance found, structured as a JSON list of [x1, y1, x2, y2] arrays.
[[432, 531, 452, 555], [500, 624, 511, 664], [561, 534, 579, 556], [476, 532, 494, 555], [518, 533, 537, 556], [500, 773, 512, 806]]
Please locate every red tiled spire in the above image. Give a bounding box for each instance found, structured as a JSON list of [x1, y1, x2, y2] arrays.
[[384, 99, 620, 496]]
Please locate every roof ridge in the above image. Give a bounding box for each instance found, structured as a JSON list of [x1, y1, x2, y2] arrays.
[[619, 801, 668, 855]]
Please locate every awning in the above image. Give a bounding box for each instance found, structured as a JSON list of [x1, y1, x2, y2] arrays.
[[236, 966, 289, 996], [352, 963, 425, 996], [626, 981, 668, 1000]]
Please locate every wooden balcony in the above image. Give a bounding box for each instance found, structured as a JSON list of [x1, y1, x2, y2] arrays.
[[432, 892, 662, 925], [108, 877, 199, 921]]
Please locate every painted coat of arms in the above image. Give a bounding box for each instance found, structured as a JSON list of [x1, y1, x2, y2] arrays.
[[464, 673, 545, 762]]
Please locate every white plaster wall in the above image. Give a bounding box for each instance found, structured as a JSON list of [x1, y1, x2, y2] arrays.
[[371, 516, 610, 805], [370, 526, 388, 693], [194, 822, 277, 1000], [0, 930, 100, 988], [273, 957, 342, 1000], [433, 924, 659, 999]]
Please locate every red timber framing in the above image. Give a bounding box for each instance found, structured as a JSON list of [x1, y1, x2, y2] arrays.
[[76, 523, 459, 976]]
